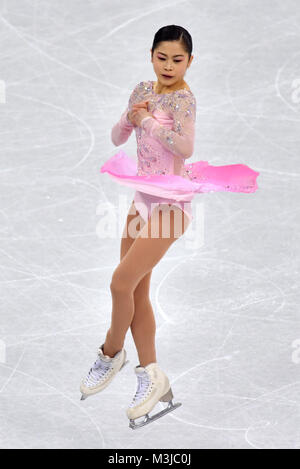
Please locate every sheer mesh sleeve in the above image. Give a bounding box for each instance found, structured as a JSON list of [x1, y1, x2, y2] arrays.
[[111, 82, 142, 146], [141, 92, 196, 159], [111, 109, 133, 146]]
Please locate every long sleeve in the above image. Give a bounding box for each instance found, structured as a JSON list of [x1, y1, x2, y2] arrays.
[[111, 108, 134, 146], [111, 82, 143, 146], [141, 92, 196, 159]]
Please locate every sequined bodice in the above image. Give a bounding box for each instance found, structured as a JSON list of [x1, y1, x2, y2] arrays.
[[127, 81, 196, 178]]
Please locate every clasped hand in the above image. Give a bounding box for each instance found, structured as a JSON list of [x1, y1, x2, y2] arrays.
[[127, 101, 152, 127]]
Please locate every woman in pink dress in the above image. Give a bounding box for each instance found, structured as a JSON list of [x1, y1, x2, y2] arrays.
[[80, 25, 259, 430]]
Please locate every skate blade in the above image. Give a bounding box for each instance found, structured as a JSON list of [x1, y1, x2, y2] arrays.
[[129, 401, 182, 430], [80, 359, 129, 401]]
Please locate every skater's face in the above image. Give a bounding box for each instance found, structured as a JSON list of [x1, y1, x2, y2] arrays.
[[151, 41, 193, 87]]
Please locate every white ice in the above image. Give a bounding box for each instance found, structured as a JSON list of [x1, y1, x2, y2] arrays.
[[0, 0, 299, 449]]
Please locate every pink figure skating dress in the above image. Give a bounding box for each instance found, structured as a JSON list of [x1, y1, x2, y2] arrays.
[[100, 80, 260, 223]]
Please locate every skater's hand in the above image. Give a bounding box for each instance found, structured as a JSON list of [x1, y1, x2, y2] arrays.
[[127, 101, 152, 127]]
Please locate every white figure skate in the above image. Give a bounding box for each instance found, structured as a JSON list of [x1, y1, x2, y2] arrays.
[[80, 343, 129, 400], [127, 362, 182, 430]]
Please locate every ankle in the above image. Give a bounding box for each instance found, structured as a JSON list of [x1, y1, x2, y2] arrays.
[[139, 360, 157, 368], [103, 343, 122, 358]]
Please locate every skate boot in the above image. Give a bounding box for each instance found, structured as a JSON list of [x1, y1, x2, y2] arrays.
[[80, 343, 129, 401], [127, 362, 182, 430]]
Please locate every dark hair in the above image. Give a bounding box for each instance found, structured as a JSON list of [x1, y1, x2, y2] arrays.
[[151, 25, 193, 61]]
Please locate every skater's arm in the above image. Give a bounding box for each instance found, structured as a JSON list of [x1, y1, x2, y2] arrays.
[[111, 107, 134, 146], [111, 82, 142, 146], [140, 93, 196, 159]]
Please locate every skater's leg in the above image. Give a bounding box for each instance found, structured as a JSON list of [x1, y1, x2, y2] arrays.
[[103, 200, 144, 357], [103, 200, 156, 365], [104, 270, 156, 367], [130, 270, 157, 368], [118, 201, 156, 367], [104, 204, 191, 357]]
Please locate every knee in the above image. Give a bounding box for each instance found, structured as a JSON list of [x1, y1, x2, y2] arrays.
[[110, 269, 131, 295]]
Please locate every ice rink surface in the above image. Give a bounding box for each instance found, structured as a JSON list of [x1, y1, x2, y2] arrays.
[[0, 0, 299, 449]]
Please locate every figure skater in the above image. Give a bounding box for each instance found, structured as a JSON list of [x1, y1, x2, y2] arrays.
[[80, 25, 259, 430]]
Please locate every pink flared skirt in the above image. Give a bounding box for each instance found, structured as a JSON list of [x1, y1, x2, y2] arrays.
[[100, 150, 260, 223]]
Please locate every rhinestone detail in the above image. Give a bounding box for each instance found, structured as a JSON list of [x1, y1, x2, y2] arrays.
[[128, 80, 196, 176]]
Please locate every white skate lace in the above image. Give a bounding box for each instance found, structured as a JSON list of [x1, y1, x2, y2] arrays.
[[84, 358, 112, 387], [129, 372, 152, 407]]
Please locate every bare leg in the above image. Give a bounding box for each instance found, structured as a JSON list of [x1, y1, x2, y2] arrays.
[[103, 202, 191, 365]]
